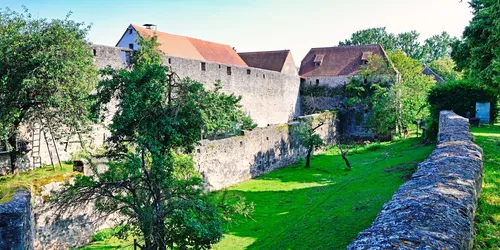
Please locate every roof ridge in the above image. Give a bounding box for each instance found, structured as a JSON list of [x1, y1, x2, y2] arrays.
[[310, 44, 380, 50], [238, 49, 290, 54], [131, 24, 233, 48]]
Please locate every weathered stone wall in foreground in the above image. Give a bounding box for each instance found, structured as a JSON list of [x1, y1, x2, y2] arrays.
[[194, 112, 336, 191], [0, 190, 33, 250], [348, 110, 483, 249]]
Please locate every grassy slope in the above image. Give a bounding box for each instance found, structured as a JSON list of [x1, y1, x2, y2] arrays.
[[213, 138, 432, 249], [0, 162, 75, 203], [471, 125, 500, 249], [82, 137, 433, 249]]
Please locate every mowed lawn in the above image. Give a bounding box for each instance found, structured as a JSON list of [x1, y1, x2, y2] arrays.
[[212, 137, 433, 249], [471, 125, 500, 249], [83, 137, 433, 249]]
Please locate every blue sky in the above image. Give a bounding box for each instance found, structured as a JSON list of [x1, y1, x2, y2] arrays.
[[3, 0, 473, 63]]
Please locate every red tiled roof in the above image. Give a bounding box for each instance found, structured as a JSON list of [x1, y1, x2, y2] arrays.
[[131, 24, 247, 67], [238, 50, 290, 72], [299, 44, 388, 77]]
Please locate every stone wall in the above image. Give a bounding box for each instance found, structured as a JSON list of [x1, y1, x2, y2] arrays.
[[164, 54, 301, 127], [303, 75, 351, 88], [194, 112, 336, 191], [348, 111, 483, 249], [0, 190, 33, 250], [32, 182, 123, 249]]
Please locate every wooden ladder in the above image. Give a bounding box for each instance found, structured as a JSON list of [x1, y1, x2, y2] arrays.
[[31, 123, 42, 169]]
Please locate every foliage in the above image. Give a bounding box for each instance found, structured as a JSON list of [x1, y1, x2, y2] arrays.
[[421, 32, 457, 63], [295, 114, 330, 168], [199, 80, 256, 140], [427, 56, 463, 81], [339, 27, 456, 62], [84, 136, 434, 250], [451, 0, 500, 90], [427, 79, 497, 138], [471, 125, 500, 249], [339, 27, 397, 51], [299, 84, 345, 97], [54, 37, 254, 250], [0, 163, 75, 204], [368, 51, 435, 136], [0, 7, 97, 172], [344, 54, 392, 108]]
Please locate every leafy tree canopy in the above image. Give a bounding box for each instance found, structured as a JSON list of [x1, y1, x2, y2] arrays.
[[0, 7, 97, 172], [55, 37, 254, 250], [451, 0, 500, 90], [340, 27, 457, 63]]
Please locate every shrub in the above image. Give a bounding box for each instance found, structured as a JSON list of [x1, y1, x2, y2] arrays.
[[427, 79, 497, 138]]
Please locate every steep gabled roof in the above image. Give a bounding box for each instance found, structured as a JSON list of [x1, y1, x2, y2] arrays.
[[129, 24, 247, 66], [238, 50, 291, 72], [422, 65, 445, 82], [299, 44, 389, 77]]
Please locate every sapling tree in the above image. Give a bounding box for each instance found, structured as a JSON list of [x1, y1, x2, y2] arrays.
[[0, 8, 97, 172], [296, 113, 330, 168], [53, 37, 254, 250], [335, 134, 354, 171]]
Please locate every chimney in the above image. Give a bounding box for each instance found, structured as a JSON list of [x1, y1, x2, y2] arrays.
[[143, 24, 157, 31]]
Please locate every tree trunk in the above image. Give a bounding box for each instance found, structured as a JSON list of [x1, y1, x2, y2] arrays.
[[341, 152, 351, 170], [8, 133, 18, 174], [305, 145, 313, 168]]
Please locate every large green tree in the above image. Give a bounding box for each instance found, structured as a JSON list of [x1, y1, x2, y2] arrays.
[[451, 0, 500, 90], [340, 27, 456, 62], [339, 27, 397, 51], [54, 37, 253, 250], [0, 8, 97, 172]]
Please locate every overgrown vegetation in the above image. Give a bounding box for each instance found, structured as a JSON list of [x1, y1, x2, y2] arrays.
[[53, 36, 254, 250], [0, 8, 97, 173], [83, 135, 433, 249], [427, 79, 497, 138], [0, 162, 75, 204], [471, 124, 500, 249], [344, 52, 435, 138]]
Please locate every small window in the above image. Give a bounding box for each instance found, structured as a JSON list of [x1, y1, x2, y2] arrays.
[[263, 74, 266, 79], [247, 69, 251, 75], [316, 79, 319, 85], [201, 62, 206, 71], [128, 28, 133, 35], [129, 43, 134, 50], [168, 58, 171, 64], [227, 67, 232, 75], [92, 49, 97, 56], [219, 65, 221, 68]]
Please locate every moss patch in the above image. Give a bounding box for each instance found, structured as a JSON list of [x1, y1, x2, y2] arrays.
[[0, 163, 76, 204]]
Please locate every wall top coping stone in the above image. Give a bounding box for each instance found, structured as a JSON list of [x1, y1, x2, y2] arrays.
[[348, 110, 483, 249]]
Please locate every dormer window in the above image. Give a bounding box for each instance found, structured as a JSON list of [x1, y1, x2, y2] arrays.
[[314, 54, 324, 67], [361, 52, 372, 65]]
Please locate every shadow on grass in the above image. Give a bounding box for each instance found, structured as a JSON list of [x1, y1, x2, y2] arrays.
[[471, 126, 500, 249], [212, 137, 433, 250]]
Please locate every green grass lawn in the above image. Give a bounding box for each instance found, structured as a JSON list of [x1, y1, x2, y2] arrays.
[[471, 124, 500, 249], [84, 137, 433, 249], [0, 162, 75, 203]]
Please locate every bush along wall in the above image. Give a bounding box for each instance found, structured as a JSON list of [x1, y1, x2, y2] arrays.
[[427, 79, 497, 139]]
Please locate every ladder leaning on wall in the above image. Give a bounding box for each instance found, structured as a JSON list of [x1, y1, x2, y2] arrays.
[[31, 120, 63, 171]]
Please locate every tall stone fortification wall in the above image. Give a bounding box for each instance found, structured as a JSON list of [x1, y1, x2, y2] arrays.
[[194, 112, 336, 191], [348, 110, 483, 249], [0, 45, 301, 173], [164, 54, 300, 127], [0, 112, 336, 249]]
